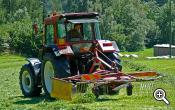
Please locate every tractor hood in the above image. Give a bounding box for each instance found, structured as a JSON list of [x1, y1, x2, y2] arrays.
[[97, 40, 120, 52]]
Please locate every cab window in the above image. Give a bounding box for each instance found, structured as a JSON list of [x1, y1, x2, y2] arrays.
[[95, 23, 101, 40], [83, 23, 94, 40], [45, 25, 54, 45], [58, 23, 66, 38]]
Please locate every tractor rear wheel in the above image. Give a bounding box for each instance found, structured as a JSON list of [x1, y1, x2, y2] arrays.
[[104, 52, 122, 71], [41, 54, 71, 98], [19, 64, 42, 97]]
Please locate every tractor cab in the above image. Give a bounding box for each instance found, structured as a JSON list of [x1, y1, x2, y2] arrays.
[[44, 12, 101, 51], [43, 12, 122, 75], [65, 19, 101, 42], [59, 17, 102, 54], [66, 19, 102, 54]]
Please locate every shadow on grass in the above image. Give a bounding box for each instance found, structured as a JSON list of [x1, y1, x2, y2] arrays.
[[13, 94, 56, 105], [96, 96, 132, 102], [96, 98, 118, 102], [13, 95, 132, 105]]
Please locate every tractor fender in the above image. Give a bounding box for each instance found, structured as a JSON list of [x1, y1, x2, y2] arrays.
[[44, 44, 73, 57], [26, 58, 41, 76], [45, 45, 61, 57], [97, 40, 120, 52]]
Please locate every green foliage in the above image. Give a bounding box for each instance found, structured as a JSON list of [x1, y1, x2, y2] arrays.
[[0, 18, 41, 56], [1, 50, 175, 109], [72, 93, 96, 104], [0, 24, 10, 52], [109, 33, 129, 51], [0, 0, 42, 56], [0, 0, 175, 54], [63, 0, 175, 51], [124, 61, 148, 71], [8, 19, 33, 55], [72, 86, 96, 104]]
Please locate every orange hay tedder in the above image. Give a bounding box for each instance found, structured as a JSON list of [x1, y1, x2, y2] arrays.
[[19, 2, 162, 100]]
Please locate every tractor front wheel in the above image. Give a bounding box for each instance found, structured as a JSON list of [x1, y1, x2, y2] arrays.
[[19, 64, 41, 97]]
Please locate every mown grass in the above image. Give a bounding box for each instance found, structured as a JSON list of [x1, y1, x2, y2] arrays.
[[0, 49, 175, 110]]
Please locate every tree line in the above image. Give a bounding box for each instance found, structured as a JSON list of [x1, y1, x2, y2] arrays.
[[0, 0, 175, 56]]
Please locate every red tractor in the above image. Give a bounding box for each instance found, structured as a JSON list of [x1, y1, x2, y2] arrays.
[[19, 12, 161, 99]]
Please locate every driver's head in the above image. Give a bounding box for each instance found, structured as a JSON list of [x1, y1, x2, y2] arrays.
[[74, 24, 81, 30]]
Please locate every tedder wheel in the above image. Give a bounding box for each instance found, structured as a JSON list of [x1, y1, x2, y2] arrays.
[[41, 54, 71, 98], [19, 64, 41, 97], [127, 83, 133, 96]]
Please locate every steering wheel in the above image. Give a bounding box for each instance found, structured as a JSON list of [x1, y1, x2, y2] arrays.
[[78, 51, 94, 59]]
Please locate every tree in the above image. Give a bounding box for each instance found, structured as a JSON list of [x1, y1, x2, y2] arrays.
[[0, 0, 175, 54]]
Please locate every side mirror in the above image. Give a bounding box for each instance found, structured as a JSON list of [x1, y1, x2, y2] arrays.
[[33, 23, 39, 35]]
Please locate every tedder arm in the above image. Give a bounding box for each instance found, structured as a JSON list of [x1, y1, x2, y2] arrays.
[[50, 47, 162, 100]]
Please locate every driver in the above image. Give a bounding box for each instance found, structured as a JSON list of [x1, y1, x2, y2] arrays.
[[67, 24, 82, 41]]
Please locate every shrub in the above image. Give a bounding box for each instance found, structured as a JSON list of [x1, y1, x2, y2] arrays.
[[0, 25, 10, 52], [7, 19, 41, 56]]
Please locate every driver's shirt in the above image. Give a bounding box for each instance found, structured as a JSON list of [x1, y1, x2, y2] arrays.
[[67, 29, 81, 41]]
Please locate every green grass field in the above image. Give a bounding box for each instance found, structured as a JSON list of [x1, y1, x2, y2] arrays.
[[0, 49, 175, 110]]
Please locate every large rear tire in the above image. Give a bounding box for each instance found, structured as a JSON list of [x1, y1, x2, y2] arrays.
[[104, 52, 122, 71], [41, 54, 71, 97], [19, 64, 41, 97]]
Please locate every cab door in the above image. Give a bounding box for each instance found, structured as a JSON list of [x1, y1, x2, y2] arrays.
[[45, 24, 54, 45], [57, 22, 67, 47]]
